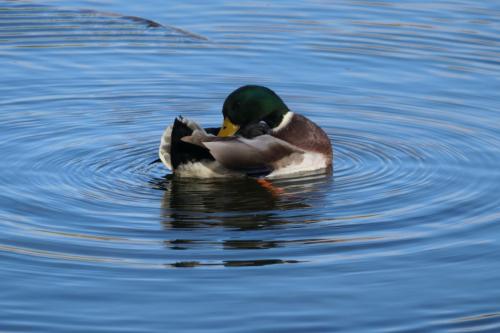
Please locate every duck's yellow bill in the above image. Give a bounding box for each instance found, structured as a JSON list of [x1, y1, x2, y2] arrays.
[[217, 118, 240, 137]]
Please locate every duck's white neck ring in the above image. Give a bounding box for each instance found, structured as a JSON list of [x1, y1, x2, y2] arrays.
[[272, 112, 294, 133]]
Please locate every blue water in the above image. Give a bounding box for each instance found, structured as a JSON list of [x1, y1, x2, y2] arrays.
[[1, 0, 500, 331]]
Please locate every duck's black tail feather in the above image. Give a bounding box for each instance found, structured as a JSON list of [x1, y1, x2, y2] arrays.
[[170, 118, 216, 169]]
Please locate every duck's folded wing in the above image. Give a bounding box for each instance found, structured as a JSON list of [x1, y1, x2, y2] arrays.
[[200, 135, 304, 171]]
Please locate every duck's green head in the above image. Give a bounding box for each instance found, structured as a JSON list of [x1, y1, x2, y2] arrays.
[[218, 85, 289, 137]]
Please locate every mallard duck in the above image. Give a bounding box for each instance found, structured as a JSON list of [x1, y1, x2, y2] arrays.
[[159, 85, 332, 178]]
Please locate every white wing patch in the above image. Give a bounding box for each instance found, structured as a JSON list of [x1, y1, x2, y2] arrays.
[[159, 125, 173, 170], [175, 161, 242, 178], [266, 152, 329, 178]]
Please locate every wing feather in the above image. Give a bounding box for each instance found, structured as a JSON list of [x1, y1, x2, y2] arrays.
[[202, 135, 303, 171]]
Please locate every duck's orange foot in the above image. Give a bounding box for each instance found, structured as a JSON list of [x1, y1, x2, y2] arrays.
[[256, 179, 285, 196]]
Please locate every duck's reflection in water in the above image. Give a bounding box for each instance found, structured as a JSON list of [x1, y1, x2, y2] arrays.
[[155, 171, 333, 267]]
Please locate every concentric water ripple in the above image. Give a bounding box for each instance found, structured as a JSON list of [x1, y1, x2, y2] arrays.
[[1, 0, 500, 332], [1, 102, 498, 269]]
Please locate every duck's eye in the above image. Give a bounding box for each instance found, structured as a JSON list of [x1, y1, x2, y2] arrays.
[[233, 101, 241, 110]]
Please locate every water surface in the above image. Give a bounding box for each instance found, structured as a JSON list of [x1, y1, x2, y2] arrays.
[[1, 0, 500, 332]]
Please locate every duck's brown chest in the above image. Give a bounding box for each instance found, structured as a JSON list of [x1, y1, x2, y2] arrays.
[[273, 114, 333, 162]]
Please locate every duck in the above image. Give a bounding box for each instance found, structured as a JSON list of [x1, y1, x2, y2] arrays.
[[159, 85, 332, 178]]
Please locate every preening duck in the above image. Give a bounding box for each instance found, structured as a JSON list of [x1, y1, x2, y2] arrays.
[[159, 85, 332, 178]]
